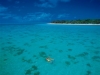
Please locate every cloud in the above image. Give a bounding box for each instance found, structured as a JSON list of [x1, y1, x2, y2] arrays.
[[0, 12, 22, 22], [58, 13, 69, 18], [7, 0, 12, 2], [15, 1, 20, 4], [35, 2, 54, 8], [7, 0, 20, 4], [48, 0, 58, 5], [0, 13, 17, 20], [37, 0, 71, 7], [0, 12, 52, 23], [48, 0, 71, 5], [23, 12, 52, 21], [2, 14, 12, 19], [40, 0, 46, 2], [0, 13, 5, 16], [36, 12, 51, 20], [0, 5, 8, 12], [60, 0, 71, 2]]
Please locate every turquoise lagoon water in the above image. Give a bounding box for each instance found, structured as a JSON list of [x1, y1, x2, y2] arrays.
[[0, 24, 100, 75]]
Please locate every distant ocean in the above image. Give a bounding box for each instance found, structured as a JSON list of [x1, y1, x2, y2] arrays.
[[0, 24, 100, 75]]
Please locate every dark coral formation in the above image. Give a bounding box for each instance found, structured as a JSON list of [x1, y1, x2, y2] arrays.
[[86, 63, 91, 67], [67, 43, 74, 46], [92, 56, 100, 62], [39, 45, 48, 49], [86, 70, 91, 75], [73, 61, 79, 64], [68, 55, 76, 60], [22, 57, 33, 63], [65, 61, 71, 66], [24, 43, 31, 47], [1, 46, 25, 56], [14, 49, 24, 56], [76, 52, 88, 57], [32, 65, 38, 71], [59, 50, 63, 53], [39, 52, 47, 58], [68, 48, 72, 51], [34, 71, 40, 75], [3, 58, 8, 61], [25, 69, 32, 75], [25, 65, 39, 75], [94, 51, 100, 54]]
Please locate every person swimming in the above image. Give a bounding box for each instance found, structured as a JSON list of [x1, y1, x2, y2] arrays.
[[45, 56, 54, 63]]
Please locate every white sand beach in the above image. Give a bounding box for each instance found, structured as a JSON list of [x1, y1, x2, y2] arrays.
[[48, 23, 100, 25]]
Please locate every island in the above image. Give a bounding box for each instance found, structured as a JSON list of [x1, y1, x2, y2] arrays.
[[50, 19, 100, 24]]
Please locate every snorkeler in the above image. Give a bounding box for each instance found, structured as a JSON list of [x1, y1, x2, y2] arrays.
[[45, 56, 54, 63]]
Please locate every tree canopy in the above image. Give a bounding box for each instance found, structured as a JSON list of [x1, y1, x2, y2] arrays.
[[51, 19, 100, 24]]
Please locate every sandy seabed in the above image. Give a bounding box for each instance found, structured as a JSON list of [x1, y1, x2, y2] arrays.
[[0, 24, 100, 75]]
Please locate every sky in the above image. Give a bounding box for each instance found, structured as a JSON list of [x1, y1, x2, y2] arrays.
[[0, 0, 100, 23]]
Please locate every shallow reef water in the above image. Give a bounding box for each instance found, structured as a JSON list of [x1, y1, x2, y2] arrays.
[[0, 24, 100, 75]]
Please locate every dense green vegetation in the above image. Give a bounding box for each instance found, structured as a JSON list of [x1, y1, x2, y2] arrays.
[[51, 19, 100, 24]]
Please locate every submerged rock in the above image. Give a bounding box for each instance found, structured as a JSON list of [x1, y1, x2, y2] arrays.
[[86, 70, 91, 75], [92, 56, 100, 62], [76, 52, 88, 57], [65, 61, 71, 66], [25, 69, 32, 75], [25, 65, 39, 75], [68, 55, 76, 60], [34, 71, 40, 75], [86, 63, 91, 67], [39, 52, 47, 58], [32, 65, 38, 71]]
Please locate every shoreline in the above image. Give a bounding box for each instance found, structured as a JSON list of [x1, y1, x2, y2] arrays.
[[47, 23, 100, 25]]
